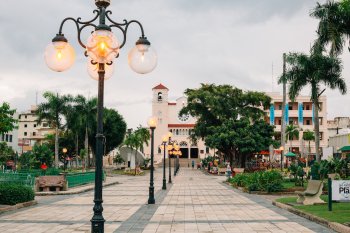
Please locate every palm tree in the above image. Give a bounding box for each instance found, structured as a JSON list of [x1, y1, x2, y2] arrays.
[[279, 51, 347, 162], [73, 95, 97, 167], [302, 130, 315, 158], [134, 125, 150, 154], [285, 124, 299, 152], [37, 92, 73, 168], [311, 0, 350, 56]]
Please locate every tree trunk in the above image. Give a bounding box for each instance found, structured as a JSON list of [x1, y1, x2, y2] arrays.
[[76, 134, 79, 168], [85, 127, 89, 168], [313, 101, 321, 162], [55, 127, 59, 168]]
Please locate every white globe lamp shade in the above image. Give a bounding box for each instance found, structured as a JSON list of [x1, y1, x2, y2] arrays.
[[128, 37, 157, 74], [44, 39, 75, 72], [87, 58, 114, 81], [86, 29, 119, 63]]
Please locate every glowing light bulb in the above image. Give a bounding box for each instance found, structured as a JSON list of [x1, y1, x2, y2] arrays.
[[57, 51, 62, 60]]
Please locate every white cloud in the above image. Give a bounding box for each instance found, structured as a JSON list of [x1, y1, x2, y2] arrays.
[[0, 0, 349, 128]]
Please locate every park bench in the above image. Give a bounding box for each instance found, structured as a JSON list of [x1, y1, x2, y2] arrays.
[[35, 175, 67, 192], [295, 180, 325, 205], [232, 168, 244, 177]]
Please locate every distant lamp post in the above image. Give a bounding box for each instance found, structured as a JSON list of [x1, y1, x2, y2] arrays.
[[45, 0, 157, 231], [161, 135, 167, 190], [167, 132, 173, 183], [62, 148, 68, 171], [147, 117, 157, 204], [279, 146, 284, 171]]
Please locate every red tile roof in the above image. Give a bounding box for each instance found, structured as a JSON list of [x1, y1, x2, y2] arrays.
[[152, 83, 169, 90], [168, 124, 195, 128]]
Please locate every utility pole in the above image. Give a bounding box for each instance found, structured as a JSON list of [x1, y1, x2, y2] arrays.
[[281, 53, 287, 170]]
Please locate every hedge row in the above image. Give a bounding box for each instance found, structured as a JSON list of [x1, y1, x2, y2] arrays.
[[228, 170, 284, 193], [0, 183, 35, 205]]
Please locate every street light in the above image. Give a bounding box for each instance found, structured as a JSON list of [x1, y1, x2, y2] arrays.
[[161, 135, 168, 190], [167, 132, 173, 183], [147, 117, 157, 204], [45, 1, 157, 231]]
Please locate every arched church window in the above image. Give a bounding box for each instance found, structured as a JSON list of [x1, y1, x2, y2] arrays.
[[176, 129, 179, 135], [157, 92, 163, 102], [158, 147, 161, 154]]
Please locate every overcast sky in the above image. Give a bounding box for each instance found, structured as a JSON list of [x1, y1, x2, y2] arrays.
[[0, 0, 349, 129]]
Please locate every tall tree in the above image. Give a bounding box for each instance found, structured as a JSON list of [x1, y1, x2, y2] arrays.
[[180, 84, 275, 166], [36, 92, 73, 168], [69, 95, 97, 167], [302, 130, 315, 157], [279, 51, 346, 162], [311, 0, 350, 56], [285, 124, 299, 152], [135, 125, 150, 154], [0, 102, 17, 134]]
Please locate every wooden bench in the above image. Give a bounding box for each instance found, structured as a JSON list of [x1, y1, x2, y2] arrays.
[[35, 175, 67, 192], [295, 180, 325, 205], [232, 168, 244, 177]]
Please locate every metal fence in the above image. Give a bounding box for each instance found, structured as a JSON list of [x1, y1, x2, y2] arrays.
[[66, 171, 96, 188], [1, 169, 103, 189]]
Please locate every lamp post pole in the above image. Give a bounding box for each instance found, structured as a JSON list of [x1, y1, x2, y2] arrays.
[[45, 1, 157, 231], [168, 138, 172, 183], [148, 123, 156, 204], [162, 142, 167, 190]]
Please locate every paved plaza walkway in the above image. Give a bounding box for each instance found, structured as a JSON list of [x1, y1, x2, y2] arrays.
[[0, 168, 334, 233]]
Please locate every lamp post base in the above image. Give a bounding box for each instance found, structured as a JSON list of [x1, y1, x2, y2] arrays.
[[148, 186, 155, 204], [162, 179, 166, 190]]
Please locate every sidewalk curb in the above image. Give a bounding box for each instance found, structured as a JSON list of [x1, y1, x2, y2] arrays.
[[35, 181, 119, 196], [272, 201, 350, 233], [0, 200, 37, 214]]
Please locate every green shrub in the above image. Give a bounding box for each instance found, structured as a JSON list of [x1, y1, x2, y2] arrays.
[[0, 183, 35, 205], [229, 170, 283, 193]]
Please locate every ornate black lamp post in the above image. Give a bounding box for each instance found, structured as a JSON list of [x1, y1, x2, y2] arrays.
[[44, 1, 157, 232], [147, 117, 157, 204], [161, 136, 167, 190], [167, 132, 173, 183]]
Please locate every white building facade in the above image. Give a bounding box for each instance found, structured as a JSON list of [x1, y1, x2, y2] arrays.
[[145, 84, 211, 164], [265, 92, 328, 158], [18, 105, 54, 153]]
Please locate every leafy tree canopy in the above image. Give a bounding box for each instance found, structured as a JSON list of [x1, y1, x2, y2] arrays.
[[0, 102, 17, 134], [0, 142, 15, 165], [180, 84, 276, 166]]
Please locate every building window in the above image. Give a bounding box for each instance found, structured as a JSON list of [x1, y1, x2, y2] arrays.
[[157, 92, 163, 102], [277, 119, 281, 125], [320, 132, 323, 141], [43, 123, 48, 127], [306, 119, 311, 125], [176, 129, 179, 135], [25, 115, 27, 119], [319, 118, 323, 125], [278, 104, 282, 110], [33, 132, 36, 136], [305, 105, 310, 110], [24, 132, 27, 136], [9, 135, 12, 143], [200, 150, 204, 154], [289, 105, 293, 110], [158, 147, 161, 154], [5, 134, 8, 142], [34, 124, 37, 128]]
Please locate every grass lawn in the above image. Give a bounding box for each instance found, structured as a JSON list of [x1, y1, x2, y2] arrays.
[[276, 195, 350, 224], [282, 180, 306, 190]]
